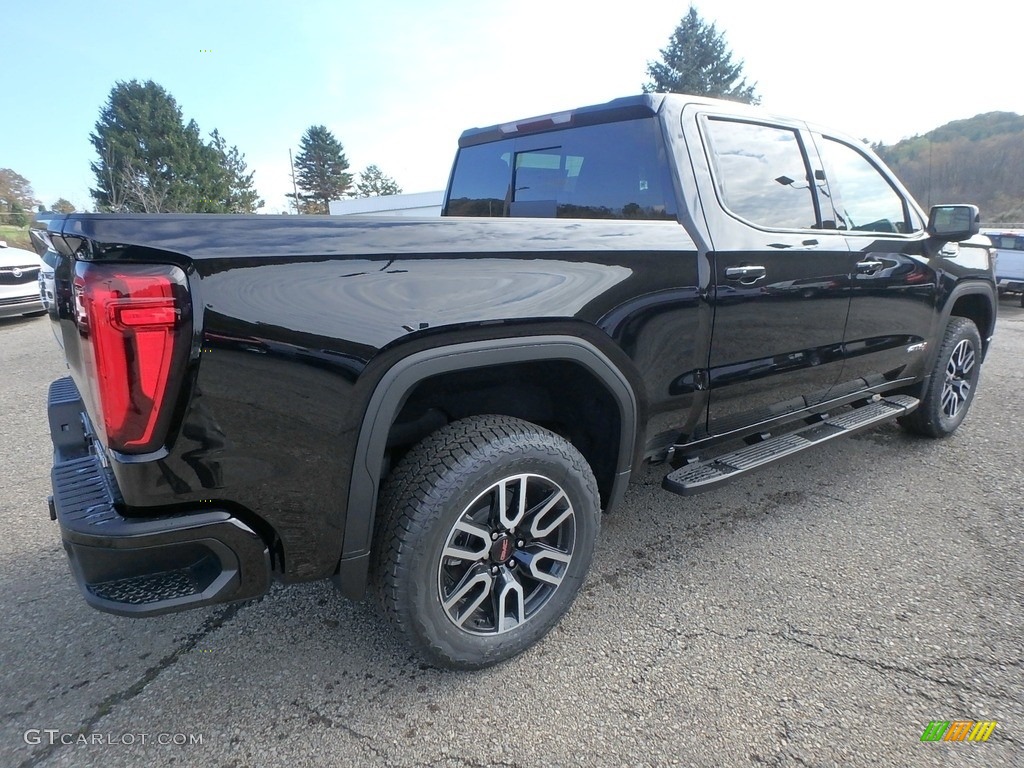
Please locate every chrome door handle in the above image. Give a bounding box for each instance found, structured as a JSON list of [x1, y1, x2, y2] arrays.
[[856, 260, 884, 274], [724, 265, 767, 283]]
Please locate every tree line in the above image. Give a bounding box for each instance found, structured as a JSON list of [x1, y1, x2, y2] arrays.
[[2, 82, 405, 220], [86, 79, 402, 215], [873, 113, 1024, 223], [286, 126, 402, 214], [3, 6, 746, 220]]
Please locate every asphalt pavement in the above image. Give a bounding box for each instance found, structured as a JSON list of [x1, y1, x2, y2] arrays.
[[1, 301, 1021, 768]]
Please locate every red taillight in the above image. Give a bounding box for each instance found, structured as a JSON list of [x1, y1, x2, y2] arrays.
[[74, 263, 191, 453]]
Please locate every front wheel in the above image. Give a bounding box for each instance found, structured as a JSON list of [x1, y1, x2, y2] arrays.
[[899, 316, 982, 438], [372, 415, 601, 669]]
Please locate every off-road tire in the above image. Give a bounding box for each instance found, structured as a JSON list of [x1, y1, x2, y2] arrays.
[[898, 316, 982, 438], [372, 414, 601, 670]]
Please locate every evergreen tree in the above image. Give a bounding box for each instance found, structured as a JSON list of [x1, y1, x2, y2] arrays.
[[289, 126, 352, 214], [90, 80, 263, 213], [354, 165, 402, 198], [207, 130, 264, 213], [644, 6, 759, 104]]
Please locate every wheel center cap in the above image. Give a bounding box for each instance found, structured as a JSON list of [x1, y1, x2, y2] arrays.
[[490, 534, 515, 563]]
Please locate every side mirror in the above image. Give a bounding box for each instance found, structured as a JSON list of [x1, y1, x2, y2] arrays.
[[927, 204, 980, 240]]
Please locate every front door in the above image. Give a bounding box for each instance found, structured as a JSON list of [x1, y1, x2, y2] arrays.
[[811, 135, 938, 394]]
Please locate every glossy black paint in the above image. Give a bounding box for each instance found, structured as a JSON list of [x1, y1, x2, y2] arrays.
[[49, 214, 701, 580], [43, 95, 997, 592], [670, 100, 995, 440]]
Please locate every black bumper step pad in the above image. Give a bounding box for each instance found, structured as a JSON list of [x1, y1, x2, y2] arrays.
[[663, 395, 919, 496], [89, 570, 201, 605], [52, 455, 124, 530]]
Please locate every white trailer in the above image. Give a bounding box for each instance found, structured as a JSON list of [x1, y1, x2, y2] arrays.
[[329, 191, 444, 217]]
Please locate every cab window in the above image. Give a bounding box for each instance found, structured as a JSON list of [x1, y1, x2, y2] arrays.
[[818, 138, 919, 234], [444, 119, 677, 220]]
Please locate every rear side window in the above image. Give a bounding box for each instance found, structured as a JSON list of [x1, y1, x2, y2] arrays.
[[443, 143, 512, 217], [444, 119, 677, 220], [703, 118, 818, 230]]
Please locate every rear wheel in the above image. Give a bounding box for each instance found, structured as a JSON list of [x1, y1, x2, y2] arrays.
[[899, 316, 982, 438], [373, 414, 600, 669]]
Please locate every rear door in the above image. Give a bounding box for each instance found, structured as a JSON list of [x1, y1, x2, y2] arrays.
[[685, 109, 853, 437]]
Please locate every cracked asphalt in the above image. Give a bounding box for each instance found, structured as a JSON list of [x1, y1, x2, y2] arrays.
[[2, 299, 1022, 768]]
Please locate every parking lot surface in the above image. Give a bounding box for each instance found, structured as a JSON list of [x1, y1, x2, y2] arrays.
[[2, 301, 1021, 767]]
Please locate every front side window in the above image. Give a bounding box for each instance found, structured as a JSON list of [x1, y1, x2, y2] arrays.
[[819, 138, 917, 234], [444, 118, 676, 220], [703, 118, 818, 230]]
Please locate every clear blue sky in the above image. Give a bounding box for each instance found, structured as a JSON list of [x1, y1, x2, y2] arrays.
[[3, 0, 1021, 214]]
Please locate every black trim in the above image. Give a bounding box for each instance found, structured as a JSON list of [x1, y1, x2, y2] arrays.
[[938, 280, 997, 361], [52, 452, 271, 617], [47, 378, 271, 617], [334, 336, 638, 599]]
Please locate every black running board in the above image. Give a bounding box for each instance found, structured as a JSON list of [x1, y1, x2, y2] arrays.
[[662, 394, 919, 496]]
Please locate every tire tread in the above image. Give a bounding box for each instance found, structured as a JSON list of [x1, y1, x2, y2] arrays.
[[371, 414, 600, 669], [899, 316, 981, 438]]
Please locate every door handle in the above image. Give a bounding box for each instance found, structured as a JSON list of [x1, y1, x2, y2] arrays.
[[856, 260, 884, 274], [724, 265, 767, 284]]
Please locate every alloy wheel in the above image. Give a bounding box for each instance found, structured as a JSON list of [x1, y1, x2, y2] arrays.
[[437, 473, 576, 635], [941, 338, 976, 419]]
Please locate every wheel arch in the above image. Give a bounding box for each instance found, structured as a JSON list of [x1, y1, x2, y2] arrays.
[[942, 281, 996, 359], [334, 335, 639, 598]]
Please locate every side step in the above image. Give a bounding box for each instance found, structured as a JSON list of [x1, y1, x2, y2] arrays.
[[662, 394, 919, 496]]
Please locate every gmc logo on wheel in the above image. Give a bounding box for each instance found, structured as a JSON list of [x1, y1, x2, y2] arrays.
[[497, 539, 513, 561]]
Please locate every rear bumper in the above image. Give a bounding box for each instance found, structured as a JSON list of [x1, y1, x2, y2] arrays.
[[48, 377, 271, 616], [997, 278, 1024, 292]]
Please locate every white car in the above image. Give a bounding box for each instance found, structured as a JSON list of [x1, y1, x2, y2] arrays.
[[0, 240, 45, 319]]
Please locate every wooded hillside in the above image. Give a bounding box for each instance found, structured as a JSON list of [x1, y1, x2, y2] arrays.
[[873, 112, 1024, 224]]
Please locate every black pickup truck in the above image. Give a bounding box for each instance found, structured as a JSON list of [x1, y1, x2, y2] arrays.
[[36, 94, 996, 669]]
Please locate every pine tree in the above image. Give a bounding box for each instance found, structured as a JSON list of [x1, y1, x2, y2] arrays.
[[644, 7, 759, 104], [90, 80, 263, 213], [207, 130, 264, 213], [354, 165, 402, 198], [289, 126, 352, 214]]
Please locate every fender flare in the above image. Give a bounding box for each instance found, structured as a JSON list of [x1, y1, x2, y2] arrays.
[[935, 280, 997, 363], [334, 335, 639, 597]]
